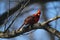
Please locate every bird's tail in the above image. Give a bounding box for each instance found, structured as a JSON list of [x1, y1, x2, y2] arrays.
[[18, 23, 24, 31]]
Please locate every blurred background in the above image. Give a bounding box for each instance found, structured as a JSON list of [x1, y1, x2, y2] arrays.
[[0, 0, 60, 40]]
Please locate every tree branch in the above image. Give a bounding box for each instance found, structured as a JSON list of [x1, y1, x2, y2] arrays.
[[44, 26, 60, 38], [41, 16, 60, 25], [4, 0, 30, 32], [0, 0, 29, 25], [0, 16, 60, 38]]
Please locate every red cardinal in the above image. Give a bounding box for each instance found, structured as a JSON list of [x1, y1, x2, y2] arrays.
[[18, 9, 41, 30]]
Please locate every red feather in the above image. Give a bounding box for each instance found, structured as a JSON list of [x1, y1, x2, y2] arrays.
[[18, 9, 41, 30]]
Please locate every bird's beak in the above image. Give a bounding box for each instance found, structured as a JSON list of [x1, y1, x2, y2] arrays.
[[38, 14, 40, 16]]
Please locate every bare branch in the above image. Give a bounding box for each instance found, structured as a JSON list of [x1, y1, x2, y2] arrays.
[[41, 16, 60, 26], [4, 0, 30, 32], [0, 16, 60, 38], [41, 16, 60, 38], [44, 26, 60, 38]]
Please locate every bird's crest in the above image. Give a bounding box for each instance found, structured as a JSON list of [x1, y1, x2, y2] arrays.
[[33, 9, 41, 16]]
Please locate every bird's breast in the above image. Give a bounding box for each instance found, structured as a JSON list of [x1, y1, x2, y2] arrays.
[[33, 16, 39, 23]]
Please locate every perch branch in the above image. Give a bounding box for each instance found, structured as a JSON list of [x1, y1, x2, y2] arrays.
[[0, 16, 60, 38]]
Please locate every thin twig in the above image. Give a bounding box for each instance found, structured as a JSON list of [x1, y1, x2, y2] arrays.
[[4, 0, 30, 32]]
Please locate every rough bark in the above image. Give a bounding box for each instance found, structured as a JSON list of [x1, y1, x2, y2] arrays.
[[0, 16, 60, 38]]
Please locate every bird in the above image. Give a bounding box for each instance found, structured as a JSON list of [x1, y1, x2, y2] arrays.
[[18, 9, 41, 30]]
